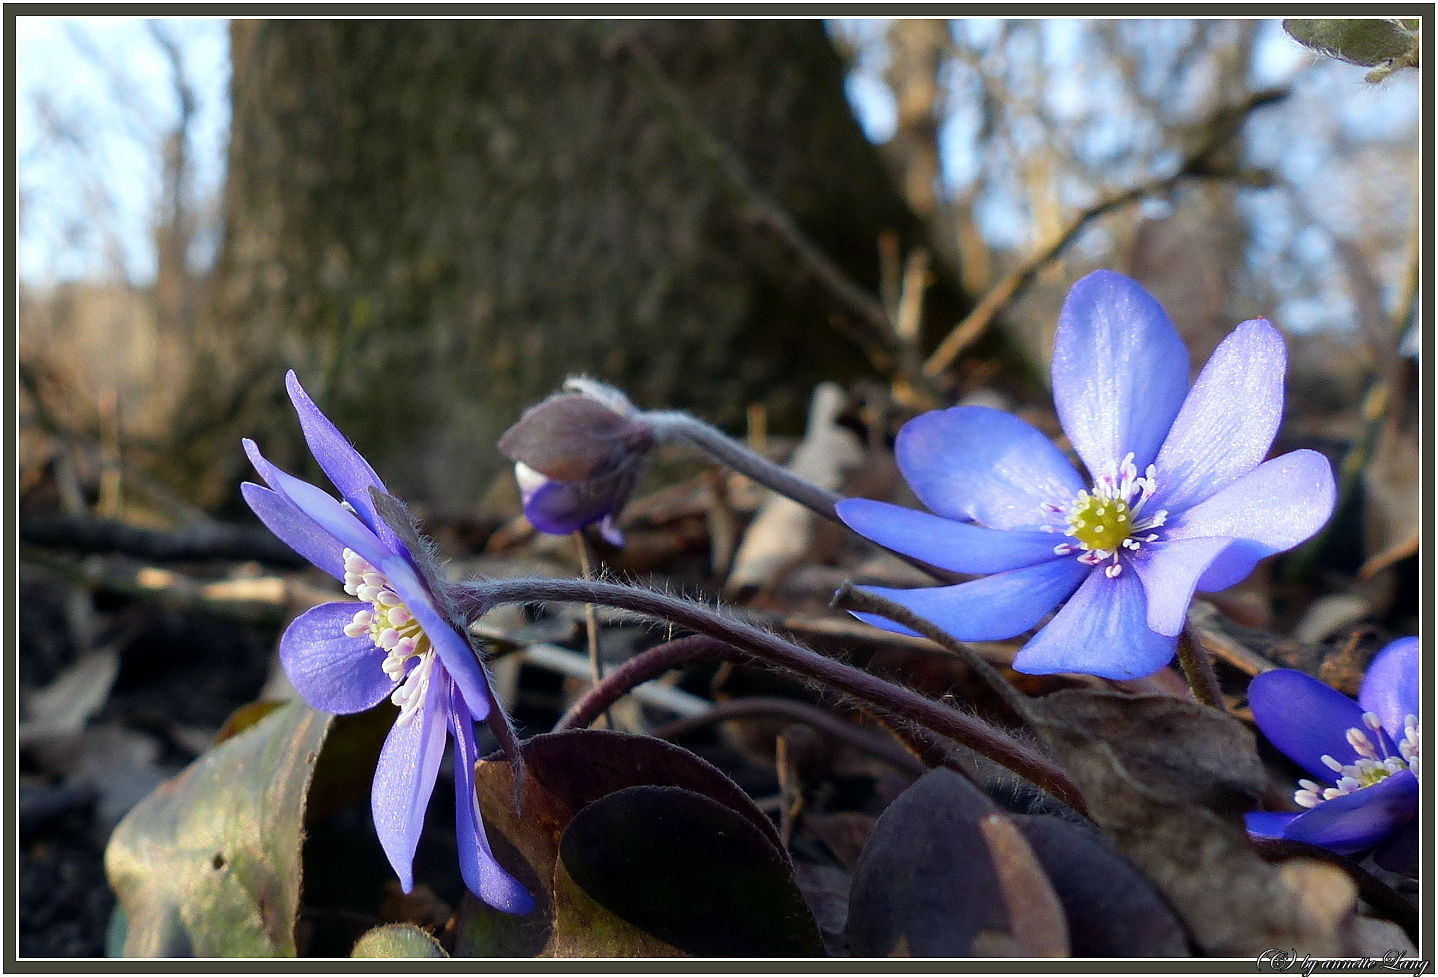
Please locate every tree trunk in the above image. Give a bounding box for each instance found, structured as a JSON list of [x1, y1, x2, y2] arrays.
[[198, 20, 955, 510]]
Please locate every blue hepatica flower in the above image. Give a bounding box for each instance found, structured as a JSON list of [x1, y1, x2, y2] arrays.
[[838, 270, 1337, 679], [1246, 637, 1420, 859], [242, 371, 533, 914]]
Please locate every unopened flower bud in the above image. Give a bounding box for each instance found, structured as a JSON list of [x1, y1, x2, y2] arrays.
[[498, 378, 656, 542]]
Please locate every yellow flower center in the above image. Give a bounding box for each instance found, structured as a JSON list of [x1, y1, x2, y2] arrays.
[[1067, 494, 1133, 554]]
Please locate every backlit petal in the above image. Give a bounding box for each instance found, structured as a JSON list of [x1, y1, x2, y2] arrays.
[[1132, 536, 1236, 636], [1359, 637, 1420, 739], [285, 371, 405, 553], [853, 557, 1088, 642], [1166, 450, 1336, 593], [449, 684, 535, 914], [372, 676, 449, 893], [1052, 271, 1189, 477], [836, 498, 1066, 574], [1014, 568, 1177, 679], [279, 602, 396, 714], [1154, 319, 1286, 514], [243, 439, 391, 570], [241, 482, 346, 580], [895, 406, 1082, 530]]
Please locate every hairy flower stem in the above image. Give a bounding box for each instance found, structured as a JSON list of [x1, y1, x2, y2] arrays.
[[643, 410, 962, 585], [645, 410, 845, 521], [554, 635, 730, 732], [555, 636, 930, 778], [833, 582, 1040, 728], [455, 576, 1086, 814], [1175, 627, 1225, 710]]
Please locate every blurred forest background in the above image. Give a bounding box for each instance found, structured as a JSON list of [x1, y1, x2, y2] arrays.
[[16, 17, 1422, 957]]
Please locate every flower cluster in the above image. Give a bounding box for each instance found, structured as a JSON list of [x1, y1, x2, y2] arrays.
[[243, 371, 533, 914], [1246, 637, 1420, 861], [839, 271, 1337, 680]]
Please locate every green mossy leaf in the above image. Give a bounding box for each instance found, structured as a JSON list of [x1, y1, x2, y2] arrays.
[[104, 700, 332, 957], [350, 924, 448, 958]]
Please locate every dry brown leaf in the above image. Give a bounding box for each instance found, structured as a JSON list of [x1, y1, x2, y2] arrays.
[[1027, 690, 1362, 956]]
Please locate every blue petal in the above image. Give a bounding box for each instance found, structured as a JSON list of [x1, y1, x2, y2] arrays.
[[1051, 271, 1189, 477], [1245, 810, 1301, 839], [379, 554, 492, 722], [448, 683, 535, 914], [894, 406, 1083, 530], [854, 557, 1089, 642], [279, 602, 396, 714], [1165, 450, 1337, 593], [372, 675, 449, 893], [520, 472, 614, 535], [1280, 770, 1418, 854], [836, 498, 1068, 574], [241, 482, 346, 580], [1131, 536, 1236, 636], [1154, 319, 1286, 515], [1013, 567, 1177, 679], [1247, 669, 1367, 781], [244, 439, 392, 571], [1358, 637, 1419, 740], [285, 371, 405, 554]]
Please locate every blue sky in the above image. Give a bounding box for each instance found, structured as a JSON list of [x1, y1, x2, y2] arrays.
[[16, 17, 230, 283]]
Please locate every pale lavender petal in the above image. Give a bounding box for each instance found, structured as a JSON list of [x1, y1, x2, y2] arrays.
[[1248, 668, 1367, 781], [448, 682, 535, 914], [279, 602, 396, 714], [1131, 536, 1237, 636], [1154, 319, 1286, 514], [1051, 271, 1189, 477], [241, 482, 346, 580], [1359, 637, 1419, 739], [1244, 811, 1301, 839], [1013, 569, 1177, 679], [372, 675, 449, 893], [895, 406, 1083, 530], [243, 439, 391, 570], [1166, 450, 1336, 592], [285, 371, 404, 553], [379, 554, 491, 722], [1280, 770, 1418, 854], [836, 498, 1068, 574], [854, 557, 1089, 642]]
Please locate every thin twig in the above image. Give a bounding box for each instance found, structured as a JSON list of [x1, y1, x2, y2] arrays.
[[573, 529, 611, 730], [832, 582, 1038, 729], [922, 86, 1289, 378]]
